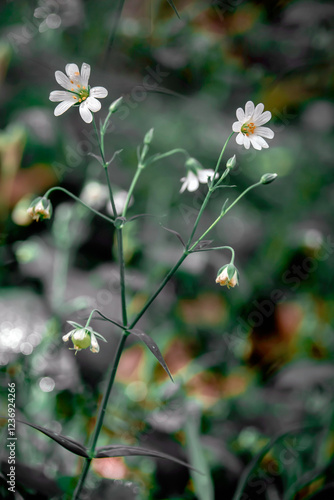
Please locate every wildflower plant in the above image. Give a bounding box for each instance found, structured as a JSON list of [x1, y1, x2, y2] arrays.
[[21, 61, 279, 498]]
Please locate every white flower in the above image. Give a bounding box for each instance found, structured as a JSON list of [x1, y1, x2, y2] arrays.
[[27, 197, 52, 222], [216, 265, 239, 289], [49, 63, 108, 123], [180, 168, 216, 193], [232, 101, 274, 150]]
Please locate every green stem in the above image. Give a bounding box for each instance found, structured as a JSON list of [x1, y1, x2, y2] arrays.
[[213, 132, 234, 177], [186, 131, 234, 248], [84, 309, 99, 328], [189, 182, 262, 251], [122, 167, 142, 218], [72, 332, 128, 500], [129, 251, 188, 329], [43, 187, 115, 225], [147, 148, 189, 165]]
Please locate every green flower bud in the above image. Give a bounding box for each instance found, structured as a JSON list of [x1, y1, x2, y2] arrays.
[[144, 128, 154, 145], [260, 173, 277, 185], [226, 155, 236, 169], [109, 96, 123, 114]]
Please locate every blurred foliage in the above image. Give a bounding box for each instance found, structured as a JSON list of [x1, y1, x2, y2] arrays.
[[1, 0, 334, 499]]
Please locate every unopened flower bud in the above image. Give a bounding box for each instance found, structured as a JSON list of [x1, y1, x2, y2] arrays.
[[62, 321, 106, 354], [144, 128, 154, 145], [27, 197, 52, 222], [260, 173, 277, 185], [226, 155, 236, 169], [109, 96, 123, 113], [216, 264, 239, 289]]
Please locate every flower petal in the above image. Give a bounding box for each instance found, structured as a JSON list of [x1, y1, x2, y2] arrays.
[[187, 171, 200, 192], [243, 135, 251, 149], [232, 121, 241, 132], [249, 135, 262, 150], [54, 99, 75, 116], [180, 177, 188, 193], [49, 90, 72, 102], [252, 103, 264, 122], [254, 136, 269, 148], [79, 101, 93, 123], [197, 169, 215, 183], [80, 62, 91, 87], [65, 63, 80, 79], [245, 101, 255, 118], [55, 71, 72, 90], [236, 133, 244, 145], [90, 86, 108, 98], [256, 126, 274, 139], [236, 107, 245, 122], [254, 110, 271, 126], [86, 96, 101, 112]]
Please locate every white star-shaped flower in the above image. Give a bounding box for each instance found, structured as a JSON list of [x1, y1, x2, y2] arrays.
[[232, 101, 274, 150], [180, 168, 216, 193], [49, 63, 108, 123]]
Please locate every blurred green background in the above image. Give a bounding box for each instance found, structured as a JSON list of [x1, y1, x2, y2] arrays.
[[1, 0, 334, 499]]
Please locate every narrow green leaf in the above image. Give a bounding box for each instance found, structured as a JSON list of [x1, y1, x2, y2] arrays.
[[184, 414, 215, 500], [166, 0, 181, 19], [160, 224, 185, 247], [0, 417, 88, 458], [67, 321, 84, 330], [94, 444, 201, 472], [192, 240, 214, 251], [130, 329, 174, 382], [221, 198, 229, 215]]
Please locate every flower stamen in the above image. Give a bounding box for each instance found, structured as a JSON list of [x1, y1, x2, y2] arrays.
[[241, 122, 256, 136]]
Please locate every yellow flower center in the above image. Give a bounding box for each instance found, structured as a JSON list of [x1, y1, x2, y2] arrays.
[[241, 122, 256, 136], [71, 85, 89, 103]]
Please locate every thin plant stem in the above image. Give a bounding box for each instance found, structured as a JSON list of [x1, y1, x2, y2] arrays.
[[189, 182, 262, 251], [122, 167, 142, 218], [129, 252, 188, 329], [72, 333, 128, 500], [186, 131, 234, 247], [43, 187, 115, 225]]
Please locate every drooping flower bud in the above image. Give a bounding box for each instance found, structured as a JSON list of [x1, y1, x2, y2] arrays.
[[62, 321, 107, 354], [216, 263, 239, 289], [27, 197, 52, 222]]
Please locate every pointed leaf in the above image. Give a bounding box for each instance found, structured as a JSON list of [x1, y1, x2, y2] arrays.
[[213, 185, 237, 190], [94, 444, 201, 473], [93, 310, 125, 330], [128, 213, 157, 222], [130, 329, 174, 382], [221, 199, 229, 215], [67, 321, 84, 330], [0, 417, 88, 458], [160, 224, 185, 247], [192, 240, 214, 251], [87, 152, 103, 166], [107, 149, 123, 166], [166, 0, 180, 19]]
